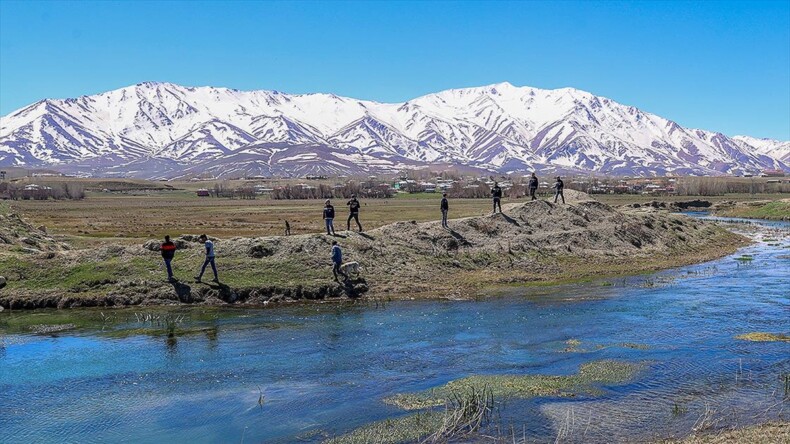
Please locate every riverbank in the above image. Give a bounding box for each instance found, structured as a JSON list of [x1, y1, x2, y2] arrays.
[[0, 191, 749, 309], [711, 198, 790, 221]]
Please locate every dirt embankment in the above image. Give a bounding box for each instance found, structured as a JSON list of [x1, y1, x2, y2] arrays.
[[0, 191, 748, 309]]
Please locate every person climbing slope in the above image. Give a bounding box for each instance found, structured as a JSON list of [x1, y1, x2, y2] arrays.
[[331, 240, 348, 282]]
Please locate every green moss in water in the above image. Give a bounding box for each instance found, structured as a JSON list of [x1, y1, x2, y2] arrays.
[[384, 360, 644, 410], [736, 332, 790, 343], [324, 411, 443, 444]]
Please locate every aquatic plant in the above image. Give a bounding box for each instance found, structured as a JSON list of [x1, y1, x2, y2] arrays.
[[735, 332, 790, 343], [384, 360, 644, 410], [671, 401, 688, 417], [323, 411, 443, 444], [425, 385, 494, 443], [324, 386, 494, 444]]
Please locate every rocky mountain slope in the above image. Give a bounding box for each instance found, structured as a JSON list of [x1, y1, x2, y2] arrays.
[[1, 82, 788, 177]]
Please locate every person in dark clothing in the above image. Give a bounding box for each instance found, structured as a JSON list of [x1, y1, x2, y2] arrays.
[[331, 240, 347, 281], [491, 182, 503, 213], [195, 234, 219, 283], [346, 194, 362, 232], [284, 220, 291, 236], [553, 176, 565, 204], [160, 235, 177, 281], [528, 173, 539, 201], [440, 193, 449, 228], [323, 199, 336, 235]]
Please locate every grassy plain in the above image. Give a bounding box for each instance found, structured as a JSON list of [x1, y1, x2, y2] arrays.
[[6, 184, 790, 240]]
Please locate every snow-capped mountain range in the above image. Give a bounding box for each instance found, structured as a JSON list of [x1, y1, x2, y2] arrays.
[[1, 81, 788, 178]]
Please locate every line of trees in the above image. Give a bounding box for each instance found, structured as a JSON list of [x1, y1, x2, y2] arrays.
[[271, 182, 395, 200], [0, 182, 85, 200]]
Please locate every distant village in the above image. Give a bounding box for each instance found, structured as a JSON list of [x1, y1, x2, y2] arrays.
[[191, 169, 790, 200], [1, 167, 789, 201]]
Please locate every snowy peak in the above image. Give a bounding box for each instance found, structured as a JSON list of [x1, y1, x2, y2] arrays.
[[1, 81, 788, 177]]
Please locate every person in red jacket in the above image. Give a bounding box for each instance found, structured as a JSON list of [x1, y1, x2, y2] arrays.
[[160, 235, 177, 281]]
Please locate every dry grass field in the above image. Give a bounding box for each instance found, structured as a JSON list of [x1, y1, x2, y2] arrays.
[[5, 180, 790, 240], [7, 191, 502, 239]]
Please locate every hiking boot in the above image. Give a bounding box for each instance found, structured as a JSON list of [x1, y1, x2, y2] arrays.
[[211, 277, 219, 283], [194, 276, 202, 283]]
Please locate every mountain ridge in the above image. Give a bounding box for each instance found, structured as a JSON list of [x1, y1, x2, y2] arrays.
[[2, 81, 788, 178]]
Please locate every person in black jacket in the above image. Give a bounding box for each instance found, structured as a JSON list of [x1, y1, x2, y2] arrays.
[[440, 193, 449, 228], [491, 182, 503, 213], [323, 199, 336, 235], [553, 176, 565, 204], [346, 194, 362, 232], [528, 173, 539, 201], [160, 235, 177, 281]]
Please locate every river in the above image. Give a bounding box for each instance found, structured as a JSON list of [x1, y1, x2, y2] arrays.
[[1, 216, 788, 443]]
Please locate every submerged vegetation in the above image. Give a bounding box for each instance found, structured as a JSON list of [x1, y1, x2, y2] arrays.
[[735, 332, 790, 343], [384, 360, 644, 410]]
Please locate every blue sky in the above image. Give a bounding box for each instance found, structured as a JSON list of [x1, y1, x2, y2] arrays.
[[1, 0, 788, 140]]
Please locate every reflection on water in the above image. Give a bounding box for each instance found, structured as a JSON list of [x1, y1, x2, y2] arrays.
[[0, 217, 788, 443]]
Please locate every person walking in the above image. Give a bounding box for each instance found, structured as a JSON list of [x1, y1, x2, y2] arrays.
[[195, 234, 219, 283], [284, 220, 291, 236], [528, 173, 539, 201], [160, 235, 177, 281], [491, 182, 503, 213], [331, 240, 347, 282], [553, 176, 565, 204], [323, 199, 336, 235], [440, 193, 449, 228], [346, 194, 362, 232]]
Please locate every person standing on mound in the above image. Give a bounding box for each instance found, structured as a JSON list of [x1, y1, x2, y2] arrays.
[[323, 199, 336, 235], [528, 173, 539, 201], [440, 193, 449, 228], [491, 182, 503, 213], [346, 194, 362, 232], [553, 176, 565, 204]]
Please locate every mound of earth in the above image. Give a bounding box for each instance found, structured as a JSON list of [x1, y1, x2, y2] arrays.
[[0, 213, 68, 253], [0, 192, 748, 309]]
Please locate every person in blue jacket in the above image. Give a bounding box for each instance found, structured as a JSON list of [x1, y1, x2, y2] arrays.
[[331, 240, 347, 282]]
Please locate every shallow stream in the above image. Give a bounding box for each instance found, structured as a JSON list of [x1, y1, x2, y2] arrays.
[[1, 216, 788, 443]]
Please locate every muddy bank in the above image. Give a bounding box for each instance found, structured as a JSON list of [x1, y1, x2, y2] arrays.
[[0, 191, 749, 309]]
